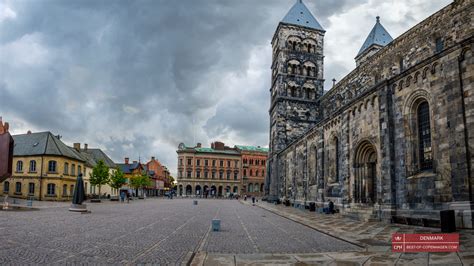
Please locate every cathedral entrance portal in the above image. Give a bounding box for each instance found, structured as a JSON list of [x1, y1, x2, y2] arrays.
[[353, 141, 377, 204]]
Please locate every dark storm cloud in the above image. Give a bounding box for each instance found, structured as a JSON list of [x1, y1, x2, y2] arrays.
[[0, 0, 451, 172]]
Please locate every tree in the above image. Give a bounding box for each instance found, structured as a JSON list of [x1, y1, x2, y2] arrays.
[[130, 173, 152, 197], [90, 160, 110, 200], [109, 168, 126, 197]]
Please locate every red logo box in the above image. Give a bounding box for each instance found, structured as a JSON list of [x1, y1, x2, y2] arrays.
[[392, 233, 459, 252]]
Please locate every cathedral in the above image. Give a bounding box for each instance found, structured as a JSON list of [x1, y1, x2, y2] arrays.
[[266, 0, 474, 228]]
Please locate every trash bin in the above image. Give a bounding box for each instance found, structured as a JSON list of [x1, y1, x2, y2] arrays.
[[440, 210, 456, 232], [309, 202, 316, 212], [212, 219, 221, 232]]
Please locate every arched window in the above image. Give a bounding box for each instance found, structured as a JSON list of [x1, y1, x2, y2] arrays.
[[16, 161, 23, 172], [78, 165, 82, 175], [29, 160, 36, 172], [15, 182, 21, 194], [63, 184, 67, 196], [47, 183, 56, 195], [28, 183, 35, 194], [3, 181, 9, 192], [64, 163, 69, 175], [417, 101, 432, 170], [48, 161, 57, 173], [248, 183, 253, 192]]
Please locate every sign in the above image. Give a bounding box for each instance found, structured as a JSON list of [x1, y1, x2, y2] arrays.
[[0, 118, 14, 182], [392, 233, 459, 252]]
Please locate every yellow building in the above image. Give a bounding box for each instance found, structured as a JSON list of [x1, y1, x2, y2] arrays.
[[75, 143, 118, 197], [0, 131, 86, 201]]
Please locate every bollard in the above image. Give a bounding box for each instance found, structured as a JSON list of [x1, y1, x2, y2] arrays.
[[193, 200, 198, 205], [212, 219, 221, 232]]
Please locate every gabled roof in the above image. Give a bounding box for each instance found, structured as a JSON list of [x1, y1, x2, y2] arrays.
[[116, 162, 142, 174], [80, 148, 116, 168], [12, 132, 84, 162], [281, 0, 324, 31], [235, 145, 269, 153], [356, 16, 393, 57]]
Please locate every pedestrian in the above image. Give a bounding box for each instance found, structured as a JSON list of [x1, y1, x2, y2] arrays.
[[252, 196, 255, 205], [126, 192, 130, 203], [120, 191, 125, 203], [328, 199, 335, 214]]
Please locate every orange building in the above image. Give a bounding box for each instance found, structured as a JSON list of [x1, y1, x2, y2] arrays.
[[236, 146, 268, 197], [145, 156, 171, 195]]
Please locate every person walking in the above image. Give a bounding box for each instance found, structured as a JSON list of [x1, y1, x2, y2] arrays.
[[252, 196, 256, 205], [120, 191, 125, 203]]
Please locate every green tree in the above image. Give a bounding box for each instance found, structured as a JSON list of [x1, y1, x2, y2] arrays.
[[130, 173, 152, 197], [109, 168, 126, 197], [90, 160, 110, 200]]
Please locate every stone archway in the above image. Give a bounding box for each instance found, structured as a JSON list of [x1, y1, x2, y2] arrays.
[[203, 185, 209, 198], [353, 141, 377, 204], [185, 185, 192, 196], [195, 185, 202, 196], [210, 185, 217, 197]]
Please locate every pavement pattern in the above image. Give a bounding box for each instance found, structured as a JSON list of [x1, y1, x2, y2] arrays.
[[0, 198, 358, 264]]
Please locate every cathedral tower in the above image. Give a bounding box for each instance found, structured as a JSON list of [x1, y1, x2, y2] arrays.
[[266, 0, 325, 200]]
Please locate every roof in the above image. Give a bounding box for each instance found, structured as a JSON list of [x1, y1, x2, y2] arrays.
[[356, 16, 393, 57], [12, 132, 85, 162], [194, 147, 240, 155], [80, 148, 116, 168], [281, 0, 324, 31], [235, 145, 269, 153], [116, 162, 142, 174]]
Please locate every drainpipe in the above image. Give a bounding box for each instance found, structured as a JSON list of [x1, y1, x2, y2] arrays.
[[458, 52, 473, 226]]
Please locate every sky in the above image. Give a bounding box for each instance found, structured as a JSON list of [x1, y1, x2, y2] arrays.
[[0, 0, 451, 175]]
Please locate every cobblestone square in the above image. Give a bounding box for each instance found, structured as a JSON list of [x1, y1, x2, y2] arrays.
[[0, 199, 359, 264]]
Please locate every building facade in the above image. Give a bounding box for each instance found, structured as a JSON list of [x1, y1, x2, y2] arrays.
[[0, 132, 86, 201], [146, 156, 172, 196], [236, 146, 268, 196], [266, 0, 474, 228], [176, 142, 268, 197]]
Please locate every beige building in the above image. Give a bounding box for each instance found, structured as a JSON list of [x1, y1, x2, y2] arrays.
[[177, 142, 242, 197]]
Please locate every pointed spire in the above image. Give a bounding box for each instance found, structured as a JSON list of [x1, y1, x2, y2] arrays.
[[356, 16, 393, 57], [281, 0, 324, 31]]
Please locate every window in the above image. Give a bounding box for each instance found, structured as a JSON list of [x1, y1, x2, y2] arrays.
[[212, 172, 216, 179], [197, 159, 200, 166], [196, 171, 201, 179], [226, 172, 230, 180], [234, 172, 238, 180], [399, 57, 404, 72], [48, 161, 57, 172], [63, 184, 67, 196], [227, 161, 231, 167], [220, 160, 223, 167], [179, 158, 183, 166], [243, 169, 247, 176], [418, 102, 433, 170], [212, 160, 216, 167], [29, 160, 36, 172], [187, 158, 192, 165], [256, 170, 259, 176], [15, 182, 21, 194], [78, 165, 82, 175], [187, 171, 192, 178], [28, 183, 35, 194], [219, 171, 223, 179], [205, 160, 208, 166], [3, 181, 9, 193], [16, 161, 23, 172], [179, 171, 183, 178], [71, 164, 75, 175], [235, 161, 239, 168], [64, 163, 69, 175], [204, 171, 208, 179], [335, 137, 340, 182], [435, 38, 444, 53], [47, 183, 56, 195]]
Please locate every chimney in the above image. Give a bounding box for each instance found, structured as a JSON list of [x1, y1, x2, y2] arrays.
[[73, 143, 80, 151], [151, 156, 155, 161], [125, 157, 129, 164], [0, 118, 9, 134], [84, 143, 88, 151], [197, 143, 202, 148], [332, 78, 337, 87]]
